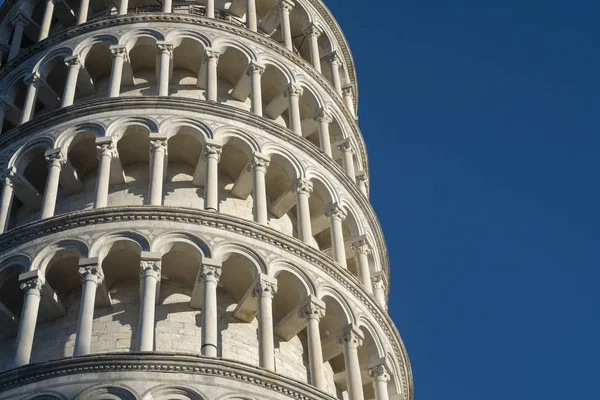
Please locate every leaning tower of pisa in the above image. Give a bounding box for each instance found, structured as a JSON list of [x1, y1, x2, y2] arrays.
[[0, 1, 412, 399]]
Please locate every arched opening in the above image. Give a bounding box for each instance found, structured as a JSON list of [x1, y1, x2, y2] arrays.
[[115, 124, 151, 205], [171, 38, 205, 97], [36, 54, 69, 117], [0, 260, 27, 371], [81, 41, 113, 100], [1, 79, 28, 133], [298, 84, 320, 141], [261, 63, 289, 127], [218, 136, 252, 219], [126, 36, 159, 96], [263, 152, 297, 237], [216, 46, 250, 107]]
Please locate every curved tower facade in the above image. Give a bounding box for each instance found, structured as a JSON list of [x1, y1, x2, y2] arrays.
[[0, 1, 412, 399]]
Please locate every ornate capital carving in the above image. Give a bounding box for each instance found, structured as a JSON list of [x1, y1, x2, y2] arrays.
[[24, 72, 42, 88], [303, 23, 322, 38], [149, 139, 168, 153], [298, 300, 326, 321], [293, 178, 313, 195], [277, 0, 294, 13], [252, 276, 278, 298], [78, 264, 104, 284], [351, 239, 371, 255], [336, 139, 353, 153], [284, 83, 303, 98], [203, 142, 223, 160], [247, 62, 265, 76], [140, 259, 161, 279], [323, 52, 342, 66], [20, 276, 43, 292], [326, 204, 347, 221], [110, 45, 129, 62], [1, 167, 17, 188], [249, 154, 270, 173], [204, 48, 220, 63], [368, 364, 391, 382], [314, 108, 332, 124], [96, 141, 116, 158], [342, 85, 354, 97], [45, 149, 66, 168], [201, 264, 222, 283], [156, 42, 174, 57], [11, 14, 29, 27], [335, 327, 363, 348], [372, 273, 386, 290], [64, 55, 82, 70]]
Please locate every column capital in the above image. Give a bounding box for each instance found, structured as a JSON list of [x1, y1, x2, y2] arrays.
[[95, 137, 117, 158], [203, 140, 223, 160], [247, 61, 266, 76], [140, 258, 161, 280], [335, 138, 353, 153], [78, 258, 104, 284], [350, 238, 371, 255], [24, 72, 42, 88], [277, 0, 295, 12], [19, 270, 44, 293], [249, 152, 270, 173], [323, 51, 342, 66], [335, 324, 364, 348], [284, 83, 303, 98], [372, 271, 387, 290], [44, 148, 66, 168], [149, 134, 168, 153], [156, 41, 174, 56], [314, 108, 332, 124], [200, 262, 222, 283], [293, 178, 313, 195], [251, 274, 278, 298], [204, 47, 221, 62], [303, 22, 322, 38], [109, 45, 129, 62], [64, 55, 82, 70], [10, 14, 30, 27], [368, 364, 391, 382], [356, 171, 368, 183], [0, 167, 18, 188], [325, 202, 347, 221], [342, 85, 354, 96], [298, 296, 326, 321]]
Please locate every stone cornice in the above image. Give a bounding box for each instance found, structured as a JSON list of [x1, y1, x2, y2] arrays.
[[0, 12, 367, 175], [0, 206, 411, 398], [0, 353, 337, 399], [0, 96, 388, 281]]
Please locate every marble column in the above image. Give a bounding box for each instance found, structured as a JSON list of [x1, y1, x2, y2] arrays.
[[337, 139, 356, 181], [372, 272, 387, 309], [247, 0, 257, 31], [325, 53, 343, 95], [118, 0, 129, 15], [253, 275, 277, 371], [351, 239, 373, 293], [356, 172, 368, 197], [336, 326, 365, 400], [38, 0, 56, 41], [0, 168, 16, 233], [77, 0, 90, 25], [156, 42, 173, 97], [326, 204, 347, 268], [303, 23, 322, 72], [20, 73, 41, 124], [251, 153, 270, 225], [138, 257, 161, 351], [163, 0, 172, 13], [203, 141, 222, 211], [200, 263, 221, 357], [94, 138, 115, 208], [248, 62, 265, 116], [61, 56, 82, 107], [204, 48, 220, 102], [369, 364, 391, 400], [8, 15, 28, 61], [108, 45, 128, 97], [294, 178, 313, 244], [314, 108, 333, 157], [206, 0, 215, 18], [148, 136, 167, 206], [14, 272, 44, 367], [41, 149, 65, 219], [299, 299, 326, 390], [74, 260, 103, 356], [285, 84, 303, 135], [277, 0, 294, 51], [342, 85, 355, 116]]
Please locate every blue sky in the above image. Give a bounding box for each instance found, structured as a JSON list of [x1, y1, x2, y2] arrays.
[[323, 0, 600, 398]]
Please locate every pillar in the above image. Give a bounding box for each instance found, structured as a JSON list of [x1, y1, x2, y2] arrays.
[[327, 204, 347, 268], [8, 15, 28, 61], [40, 149, 65, 219], [314, 108, 332, 157], [157, 42, 173, 97], [163, 0, 172, 13], [342, 85, 356, 116], [369, 364, 391, 400], [372, 272, 387, 309], [61, 56, 81, 107], [336, 326, 365, 400], [94, 138, 115, 208], [294, 178, 313, 244], [285, 84, 303, 135], [138, 257, 161, 351], [0, 168, 16, 233], [253, 275, 277, 371], [148, 135, 167, 206], [204, 48, 220, 102], [251, 153, 270, 225], [38, 0, 56, 41], [206, 0, 215, 18], [77, 0, 90, 25], [200, 263, 221, 357], [248, 62, 265, 116], [74, 260, 102, 356], [303, 23, 322, 72], [20, 73, 41, 124], [108, 45, 128, 97], [299, 299, 326, 390], [356, 172, 368, 197], [351, 240, 373, 293], [118, 0, 129, 15], [203, 141, 222, 211], [14, 272, 44, 367], [326, 53, 343, 95], [247, 0, 257, 31], [277, 0, 294, 51], [337, 139, 356, 181]]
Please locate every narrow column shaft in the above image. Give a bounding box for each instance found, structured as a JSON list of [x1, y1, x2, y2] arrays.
[[148, 138, 167, 206], [163, 0, 172, 12], [304, 24, 322, 72], [77, 0, 90, 25], [356, 174, 368, 197], [204, 142, 222, 211], [300, 301, 326, 390], [338, 329, 365, 400], [285, 84, 303, 135], [315, 109, 332, 157], [294, 179, 313, 244], [118, 0, 129, 15], [343, 86, 355, 115], [38, 0, 56, 41], [41, 150, 65, 219], [372, 274, 387, 309], [138, 260, 161, 351], [74, 263, 102, 356], [14, 276, 44, 367], [327, 205, 347, 268], [200, 264, 221, 357], [247, 0, 257, 31], [254, 276, 277, 370], [278, 1, 294, 51], [0, 171, 16, 233], [157, 43, 173, 96], [249, 63, 264, 116], [352, 241, 373, 293], [61, 56, 81, 107], [20, 74, 41, 124], [206, 0, 215, 18], [338, 141, 356, 181], [108, 46, 127, 97], [8, 17, 27, 61], [328, 56, 343, 95], [251, 155, 269, 225], [369, 365, 391, 400], [205, 49, 220, 102], [94, 140, 114, 208]]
